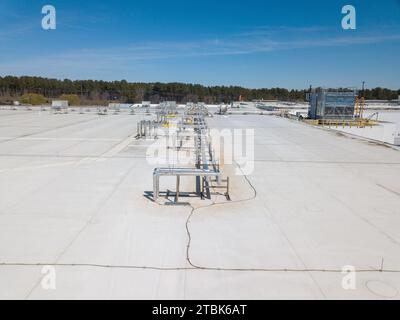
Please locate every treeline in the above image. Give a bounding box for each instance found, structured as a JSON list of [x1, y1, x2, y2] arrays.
[[0, 76, 399, 105], [362, 87, 400, 100]]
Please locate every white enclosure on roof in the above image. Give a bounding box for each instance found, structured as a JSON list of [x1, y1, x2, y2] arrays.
[[51, 100, 69, 109]]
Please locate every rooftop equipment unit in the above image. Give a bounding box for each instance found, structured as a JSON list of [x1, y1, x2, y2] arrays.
[[108, 103, 134, 114], [51, 100, 69, 113], [308, 88, 357, 120], [141, 101, 151, 108], [52, 100, 68, 108]]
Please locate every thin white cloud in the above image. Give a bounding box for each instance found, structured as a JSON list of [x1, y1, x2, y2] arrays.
[[1, 28, 400, 75], [47, 32, 400, 60], [0, 22, 36, 39], [234, 25, 329, 37]]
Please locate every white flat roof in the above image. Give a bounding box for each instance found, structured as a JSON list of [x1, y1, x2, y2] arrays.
[[0, 109, 399, 299]]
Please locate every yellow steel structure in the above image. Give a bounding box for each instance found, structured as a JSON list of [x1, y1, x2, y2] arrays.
[[304, 118, 378, 128]]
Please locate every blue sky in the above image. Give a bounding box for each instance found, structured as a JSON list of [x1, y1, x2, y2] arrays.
[[0, 0, 399, 89]]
